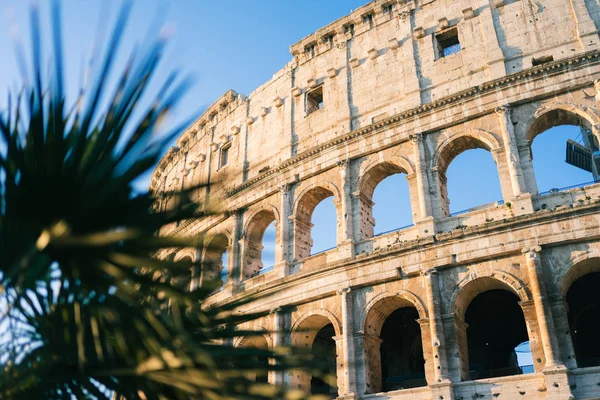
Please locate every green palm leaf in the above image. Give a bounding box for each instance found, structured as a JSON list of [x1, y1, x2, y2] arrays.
[[0, 1, 328, 399]]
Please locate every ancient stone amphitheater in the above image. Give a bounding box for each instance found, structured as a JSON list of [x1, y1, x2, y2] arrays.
[[151, 0, 600, 398]]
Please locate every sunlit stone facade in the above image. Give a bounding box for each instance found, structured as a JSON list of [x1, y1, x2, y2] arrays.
[[151, 0, 600, 398]]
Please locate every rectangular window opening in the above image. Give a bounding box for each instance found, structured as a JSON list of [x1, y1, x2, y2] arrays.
[[219, 143, 231, 168], [324, 35, 334, 50], [382, 4, 394, 19], [532, 55, 554, 66], [344, 23, 355, 37], [436, 27, 461, 58], [305, 43, 316, 58], [306, 86, 324, 115], [363, 13, 374, 29]]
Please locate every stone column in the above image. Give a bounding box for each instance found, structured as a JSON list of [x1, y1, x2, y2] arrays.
[[422, 269, 454, 400], [270, 307, 289, 386], [360, 332, 383, 394], [337, 287, 357, 397], [568, 0, 600, 49], [477, 1, 506, 79], [398, 10, 421, 109], [337, 160, 356, 259], [549, 298, 577, 369], [230, 209, 244, 288], [276, 184, 292, 276], [495, 105, 527, 197], [523, 246, 573, 399], [422, 269, 451, 382], [411, 133, 436, 235]]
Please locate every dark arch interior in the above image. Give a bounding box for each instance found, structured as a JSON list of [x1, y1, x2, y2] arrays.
[[567, 271, 600, 368], [465, 289, 529, 380], [310, 323, 337, 396], [380, 307, 426, 391]]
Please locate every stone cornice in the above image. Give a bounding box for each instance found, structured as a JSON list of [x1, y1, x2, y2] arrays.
[[225, 49, 600, 199]]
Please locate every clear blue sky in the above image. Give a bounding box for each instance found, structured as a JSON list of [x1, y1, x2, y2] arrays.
[[0, 1, 592, 262]]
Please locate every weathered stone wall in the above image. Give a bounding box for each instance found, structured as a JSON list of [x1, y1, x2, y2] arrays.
[[152, 0, 600, 398]]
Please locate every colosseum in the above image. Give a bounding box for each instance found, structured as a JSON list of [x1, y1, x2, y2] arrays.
[[151, 0, 600, 398]]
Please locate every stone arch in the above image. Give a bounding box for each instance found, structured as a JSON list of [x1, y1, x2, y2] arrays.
[[451, 274, 534, 381], [357, 156, 417, 239], [290, 309, 342, 343], [432, 130, 505, 217], [235, 332, 272, 384], [561, 254, 600, 368], [242, 205, 280, 279], [450, 272, 530, 317], [525, 102, 600, 145], [201, 231, 232, 288], [292, 181, 342, 260], [290, 310, 341, 396], [361, 291, 429, 393], [360, 291, 427, 337], [522, 102, 600, 194], [561, 253, 600, 296], [173, 249, 197, 291]]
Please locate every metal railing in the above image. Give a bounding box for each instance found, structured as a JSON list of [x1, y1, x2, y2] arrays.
[[310, 246, 336, 256], [249, 265, 274, 278], [374, 223, 415, 237], [538, 179, 599, 196], [450, 200, 504, 217]]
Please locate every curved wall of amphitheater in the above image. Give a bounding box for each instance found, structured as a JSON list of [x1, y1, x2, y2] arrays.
[[151, 0, 600, 398]]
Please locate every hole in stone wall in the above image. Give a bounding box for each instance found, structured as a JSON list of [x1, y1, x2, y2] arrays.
[[380, 307, 426, 392], [567, 271, 600, 367], [306, 86, 324, 115], [436, 27, 461, 58], [445, 149, 502, 214], [310, 324, 337, 396], [372, 173, 413, 235], [261, 221, 276, 270], [465, 290, 529, 380], [311, 196, 337, 255], [530, 125, 597, 193]]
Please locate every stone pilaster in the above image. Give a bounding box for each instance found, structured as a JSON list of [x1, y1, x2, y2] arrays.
[[411, 133, 436, 234], [495, 105, 527, 197], [477, 0, 507, 79], [568, 0, 600, 49], [337, 287, 357, 397], [270, 307, 289, 386], [337, 160, 356, 259], [230, 209, 244, 286], [421, 269, 452, 385], [276, 184, 292, 276], [523, 246, 573, 399]]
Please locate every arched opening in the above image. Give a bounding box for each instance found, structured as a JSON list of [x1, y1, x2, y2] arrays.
[[445, 149, 503, 214], [291, 314, 338, 397], [359, 162, 414, 239], [237, 335, 270, 384], [529, 123, 597, 194], [566, 270, 600, 368], [174, 255, 194, 292], [463, 289, 530, 380], [294, 186, 338, 259], [363, 296, 426, 394], [380, 308, 426, 392], [261, 222, 276, 270], [203, 233, 230, 290], [437, 135, 504, 216], [310, 324, 337, 396], [243, 210, 277, 279]]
